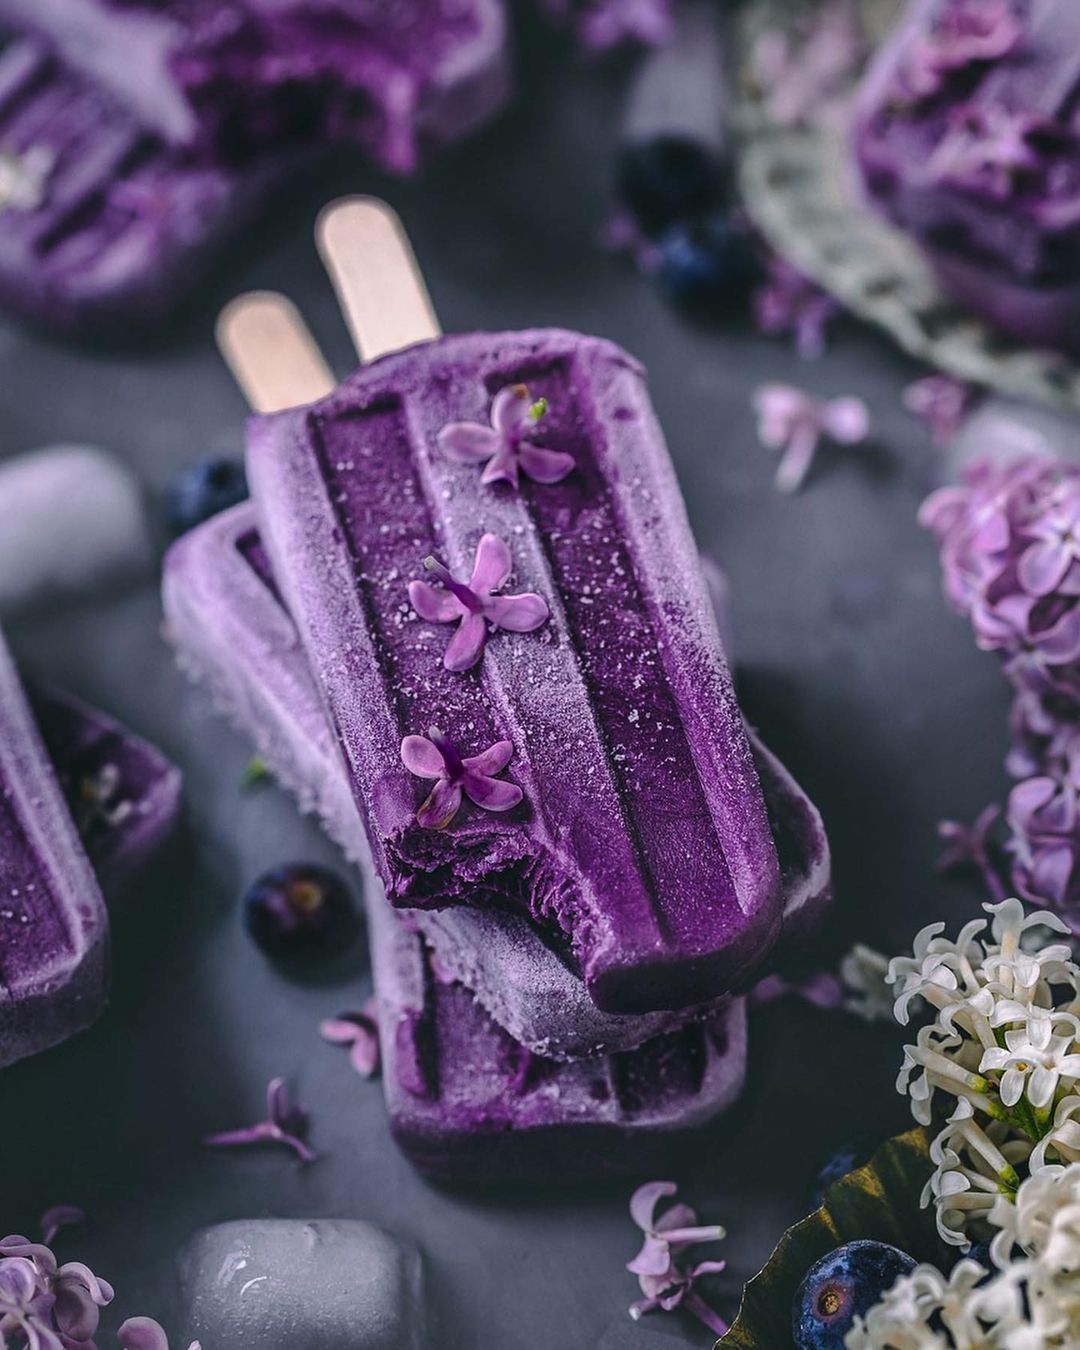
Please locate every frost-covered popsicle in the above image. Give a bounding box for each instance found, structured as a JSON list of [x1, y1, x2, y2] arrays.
[[162, 501, 830, 1057], [244, 201, 784, 1015]]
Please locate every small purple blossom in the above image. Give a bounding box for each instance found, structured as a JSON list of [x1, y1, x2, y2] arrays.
[[903, 374, 977, 447], [751, 0, 866, 129], [753, 383, 870, 494], [753, 254, 840, 360], [626, 1182, 728, 1336], [902, 1, 1023, 100], [537, 0, 673, 52], [320, 997, 381, 1078], [437, 385, 574, 489], [401, 727, 522, 830], [408, 534, 549, 673], [203, 1076, 316, 1163]]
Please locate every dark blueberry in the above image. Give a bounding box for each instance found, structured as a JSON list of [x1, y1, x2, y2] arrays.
[[655, 214, 762, 307], [616, 134, 729, 236], [243, 863, 355, 955], [166, 455, 248, 536], [812, 1135, 879, 1206], [792, 1241, 915, 1349]]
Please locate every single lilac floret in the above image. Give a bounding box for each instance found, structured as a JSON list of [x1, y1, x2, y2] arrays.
[[626, 1181, 728, 1336], [437, 384, 575, 489], [400, 726, 522, 830], [203, 1076, 316, 1163], [751, 0, 866, 129], [754, 383, 870, 494], [320, 996, 381, 1078], [408, 534, 549, 672]]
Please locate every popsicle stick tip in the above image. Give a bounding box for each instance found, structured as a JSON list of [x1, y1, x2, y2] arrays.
[[316, 195, 441, 362], [315, 195, 405, 251], [216, 290, 336, 415]]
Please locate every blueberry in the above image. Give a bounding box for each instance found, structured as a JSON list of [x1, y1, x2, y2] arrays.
[[792, 1241, 915, 1348], [166, 455, 248, 536], [655, 214, 761, 307], [812, 1135, 879, 1206], [616, 134, 729, 236], [243, 863, 355, 955]]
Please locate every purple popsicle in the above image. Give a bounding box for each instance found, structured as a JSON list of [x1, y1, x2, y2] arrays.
[[0, 0, 510, 173], [852, 0, 1080, 353], [247, 329, 783, 1014], [162, 502, 829, 1054], [0, 629, 108, 1069], [367, 888, 749, 1183], [0, 30, 291, 336]]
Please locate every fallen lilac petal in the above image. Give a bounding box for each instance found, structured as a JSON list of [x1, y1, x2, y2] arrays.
[[402, 728, 522, 830], [750, 971, 845, 1010], [203, 1077, 316, 1163], [319, 998, 381, 1079], [116, 1317, 173, 1350]]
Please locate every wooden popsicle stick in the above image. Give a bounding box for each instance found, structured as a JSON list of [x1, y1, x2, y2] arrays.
[[216, 291, 336, 414], [316, 196, 441, 363]]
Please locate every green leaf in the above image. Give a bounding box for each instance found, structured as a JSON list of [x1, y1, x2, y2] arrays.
[[718, 1127, 940, 1349]]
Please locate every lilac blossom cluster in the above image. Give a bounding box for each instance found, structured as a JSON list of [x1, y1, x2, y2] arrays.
[[0, 1228, 192, 1350], [921, 454, 1080, 929]]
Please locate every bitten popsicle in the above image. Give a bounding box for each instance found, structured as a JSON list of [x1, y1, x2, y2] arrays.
[[0, 0, 510, 173], [366, 887, 748, 1183], [244, 198, 784, 1015], [0, 629, 108, 1069], [0, 30, 291, 335], [161, 500, 830, 1058]]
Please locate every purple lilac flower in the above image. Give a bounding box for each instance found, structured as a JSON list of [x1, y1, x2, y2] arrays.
[[924, 454, 1080, 930], [753, 383, 870, 494], [626, 1182, 728, 1336], [753, 255, 841, 361], [751, 0, 866, 129], [0, 1233, 188, 1349], [750, 971, 846, 1011], [400, 727, 522, 830], [203, 1076, 316, 1162], [901, 1, 1022, 100], [903, 374, 977, 447], [408, 535, 549, 673], [437, 385, 574, 489], [320, 997, 381, 1078], [537, 0, 673, 52]]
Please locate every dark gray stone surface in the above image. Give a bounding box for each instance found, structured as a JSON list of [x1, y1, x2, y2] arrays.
[[0, 8, 1014, 1347]]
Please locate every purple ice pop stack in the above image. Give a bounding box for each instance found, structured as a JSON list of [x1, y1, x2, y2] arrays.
[[0, 2, 510, 334], [164, 198, 832, 1180], [852, 0, 1080, 353]]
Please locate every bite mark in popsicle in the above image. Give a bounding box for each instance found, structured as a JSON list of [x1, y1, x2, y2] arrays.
[[243, 197, 783, 1014]]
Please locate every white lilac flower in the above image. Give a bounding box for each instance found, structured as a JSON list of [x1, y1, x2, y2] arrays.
[[897, 1022, 995, 1127], [981, 1007, 1080, 1111], [839, 944, 894, 1022], [845, 1259, 1005, 1348], [888, 917, 987, 1027], [923, 1098, 1029, 1249], [1031, 1096, 1080, 1172]]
